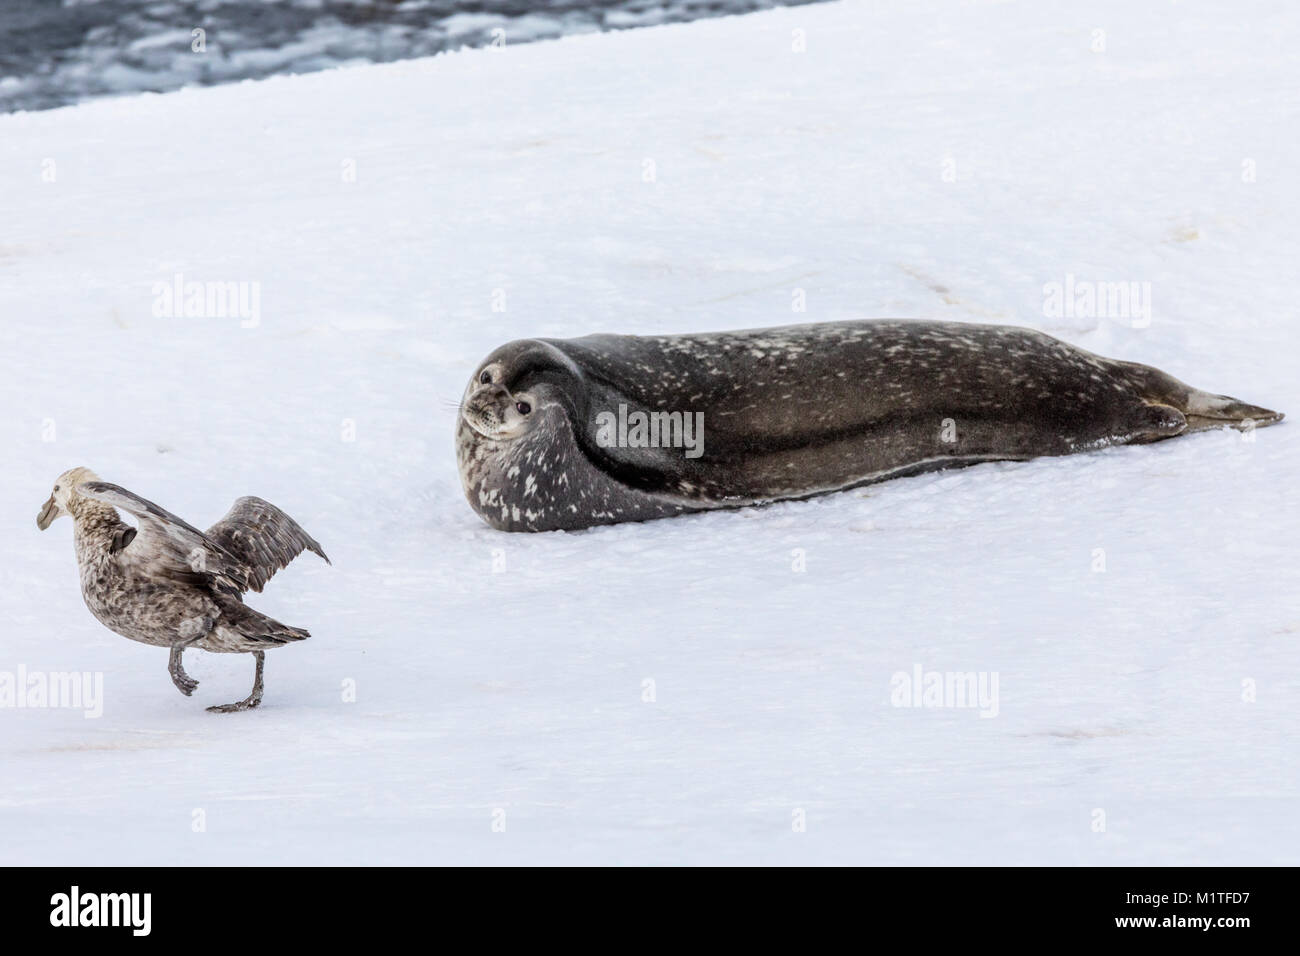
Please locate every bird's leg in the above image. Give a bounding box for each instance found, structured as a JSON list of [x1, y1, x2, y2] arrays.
[[169, 616, 212, 697], [206, 651, 264, 714], [168, 643, 199, 697]]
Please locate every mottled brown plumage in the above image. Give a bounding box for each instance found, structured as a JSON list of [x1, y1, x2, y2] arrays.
[[38, 468, 329, 712]]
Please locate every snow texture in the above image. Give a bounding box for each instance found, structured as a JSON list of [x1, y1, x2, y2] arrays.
[[0, 0, 1297, 864]]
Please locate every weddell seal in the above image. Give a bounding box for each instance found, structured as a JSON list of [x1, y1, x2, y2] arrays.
[[455, 320, 1283, 532]]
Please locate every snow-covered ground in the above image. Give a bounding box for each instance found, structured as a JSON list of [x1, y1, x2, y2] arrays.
[[1, 0, 1297, 865]]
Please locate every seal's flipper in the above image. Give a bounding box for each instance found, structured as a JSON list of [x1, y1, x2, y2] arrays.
[[1124, 402, 1188, 443], [1183, 391, 1285, 432], [1121, 361, 1284, 433]]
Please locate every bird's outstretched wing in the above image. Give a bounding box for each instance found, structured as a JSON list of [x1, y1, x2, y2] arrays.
[[206, 496, 330, 594], [76, 481, 249, 594]]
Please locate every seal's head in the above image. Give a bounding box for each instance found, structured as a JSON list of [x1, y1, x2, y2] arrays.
[[460, 339, 580, 442], [37, 466, 100, 530]]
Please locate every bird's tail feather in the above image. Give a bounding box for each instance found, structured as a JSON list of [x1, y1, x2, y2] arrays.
[[245, 623, 310, 645], [219, 600, 310, 649]]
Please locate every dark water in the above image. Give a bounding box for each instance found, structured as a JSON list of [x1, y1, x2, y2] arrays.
[[0, 0, 821, 113]]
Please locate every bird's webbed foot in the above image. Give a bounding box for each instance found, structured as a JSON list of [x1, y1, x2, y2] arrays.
[[206, 651, 264, 714], [168, 644, 199, 696]]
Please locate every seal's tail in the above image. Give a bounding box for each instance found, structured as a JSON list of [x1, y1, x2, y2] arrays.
[[1181, 390, 1284, 432], [1126, 361, 1284, 433]]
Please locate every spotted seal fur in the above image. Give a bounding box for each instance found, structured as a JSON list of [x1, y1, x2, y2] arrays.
[[456, 320, 1282, 532]]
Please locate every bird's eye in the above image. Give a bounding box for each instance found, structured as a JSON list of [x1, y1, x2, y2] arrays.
[[479, 370, 492, 384], [516, 401, 531, 415]]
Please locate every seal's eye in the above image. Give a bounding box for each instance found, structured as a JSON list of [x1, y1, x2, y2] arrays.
[[515, 401, 531, 415], [479, 370, 492, 385], [54, 485, 60, 492]]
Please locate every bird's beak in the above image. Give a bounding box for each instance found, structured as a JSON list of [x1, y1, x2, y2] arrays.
[[37, 496, 58, 530]]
